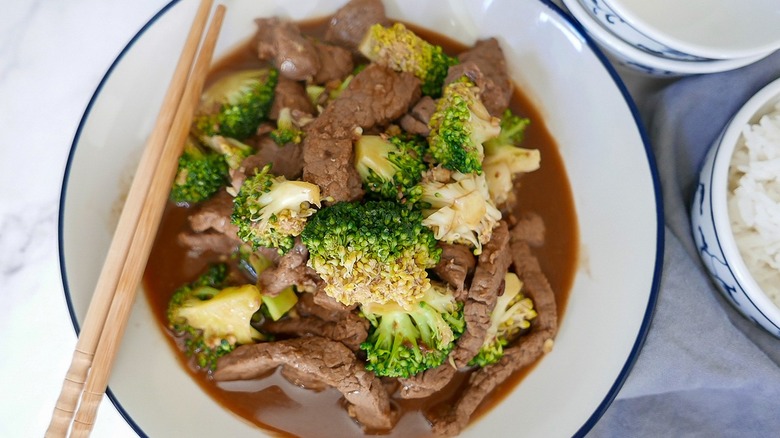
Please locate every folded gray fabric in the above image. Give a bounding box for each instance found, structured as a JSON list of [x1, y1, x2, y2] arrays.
[[590, 51, 780, 437]]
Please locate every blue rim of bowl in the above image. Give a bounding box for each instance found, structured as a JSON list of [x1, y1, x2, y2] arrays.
[[56, 1, 663, 437]]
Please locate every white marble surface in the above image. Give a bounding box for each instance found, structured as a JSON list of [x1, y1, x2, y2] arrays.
[[0, 0, 667, 437]]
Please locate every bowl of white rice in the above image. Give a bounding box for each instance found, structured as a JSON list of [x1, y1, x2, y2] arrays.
[[692, 77, 780, 338]]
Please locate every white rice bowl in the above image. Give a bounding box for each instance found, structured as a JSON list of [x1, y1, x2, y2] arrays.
[[728, 103, 780, 309]]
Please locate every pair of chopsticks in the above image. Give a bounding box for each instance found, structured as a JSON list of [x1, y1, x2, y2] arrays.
[[45, 1, 225, 436]]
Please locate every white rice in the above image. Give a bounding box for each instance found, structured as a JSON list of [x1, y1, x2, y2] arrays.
[[728, 103, 780, 310]]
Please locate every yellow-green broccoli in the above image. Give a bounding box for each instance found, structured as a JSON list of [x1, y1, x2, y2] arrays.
[[427, 77, 501, 174], [482, 109, 540, 205], [360, 282, 465, 378], [419, 170, 502, 255], [469, 272, 537, 367], [300, 200, 440, 308], [358, 22, 458, 96], [231, 164, 321, 254], [167, 264, 266, 371], [354, 133, 428, 204], [194, 68, 278, 140]]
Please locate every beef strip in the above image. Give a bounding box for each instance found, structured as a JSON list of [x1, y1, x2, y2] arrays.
[[430, 218, 558, 437], [297, 291, 363, 323], [258, 238, 321, 295], [177, 231, 240, 255], [303, 63, 421, 202], [324, 0, 389, 49], [264, 315, 367, 351], [255, 18, 320, 81], [313, 40, 355, 84], [397, 363, 457, 399], [279, 365, 330, 391], [452, 221, 511, 367], [214, 336, 396, 430], [230, 137, 304, 195], [510, 212, 545, 247], [399, 95, 436, 136], [443, 61, 486, 89], [269, 76, 315, 120], [457, 38, 512, 116], [433, 242, 476, 299], [188, 190, 236, 235], [177, 190, 242, 255]]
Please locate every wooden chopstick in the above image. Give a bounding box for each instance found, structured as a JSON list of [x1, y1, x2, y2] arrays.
[[68, 5, 226, 437], [45, 1, 222, 436]]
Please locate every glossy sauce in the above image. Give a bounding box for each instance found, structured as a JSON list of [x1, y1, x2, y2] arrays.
[[143, 19, 578, 438]]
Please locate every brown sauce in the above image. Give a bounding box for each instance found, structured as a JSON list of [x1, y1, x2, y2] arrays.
[[143, 18, 578, 438]]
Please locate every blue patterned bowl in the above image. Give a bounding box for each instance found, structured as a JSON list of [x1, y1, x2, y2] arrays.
[[562, 0, 768, 77], [577, 0, 710, 62], [691, 78, 780, 338]]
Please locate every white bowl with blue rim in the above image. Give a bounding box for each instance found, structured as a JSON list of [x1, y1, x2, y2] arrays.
[[576, 0, 711, 62], [59, 0, 663, 436], [604, 0, 780, 61], [562, 0, 769, 77], [691, 77, 780, 338]]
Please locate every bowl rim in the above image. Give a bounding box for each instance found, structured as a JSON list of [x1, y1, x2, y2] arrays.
[[575, 0, 712, 62], [602, 0, 780, 60], [56, 0, 664, 436], [562, 0, 768, 74], [708, 77, 780, 327]]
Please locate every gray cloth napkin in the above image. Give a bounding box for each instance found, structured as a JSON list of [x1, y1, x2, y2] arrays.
[[590, 51, 780, 437]]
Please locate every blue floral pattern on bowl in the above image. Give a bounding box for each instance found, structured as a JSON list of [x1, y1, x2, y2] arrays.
[[582, 0, 712, 62], [691, 131, 780, 338]]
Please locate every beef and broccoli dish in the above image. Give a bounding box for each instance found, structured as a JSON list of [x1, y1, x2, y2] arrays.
[[143, 0, 578, 436]]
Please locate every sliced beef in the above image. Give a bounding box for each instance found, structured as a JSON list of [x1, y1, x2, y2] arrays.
[[269, 76, 315, 120], [399, 95, 436, 136], [264, 315, 367, 351], [188, 190, 236, 235], [452, 221, 511, 367], [258, 238, 321, 295], [214, 336, 396, 430], [457, 38, 512, 116], [177, 230, 240, 255], [510, 212, 545, 247], [255, 18, 320, 81], [433, 242, 476, 299], [324, 0, 389, 49], [230, 137, 304, 194], [177, 190, 241, 255], [313, 41, 355, 84], [339, 64, 422, 128], [280, 365, 330, 391], [444, 61, 486, 89], [297, 291, 362, 322], [311, 287, 359, 313], [430, 219, 558, 437], [303, 64, 421, 202], [397, 363, 457, 399]]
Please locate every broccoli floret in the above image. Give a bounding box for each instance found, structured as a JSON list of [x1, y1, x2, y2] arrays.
[[170, 135, 229, 204], [482, 110, 540, 205], [354, 133, 428, 203], [231, 164, 321, 254], [202, 135, 254, 170], [360, 282, 465, 378], [427, 78, 501, 174], [269, 107, 306, 145], [167, 264, 266, 371], [194, 68, 278, 140], [358, 23, 458, 96], [469, 272, 537, 367], [301, 200, 441, 308], [235, 246, 299, 321], [419, 169, 502, 255]]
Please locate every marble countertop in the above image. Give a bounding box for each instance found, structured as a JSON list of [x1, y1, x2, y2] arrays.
[[0, 1, 669, 436]]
